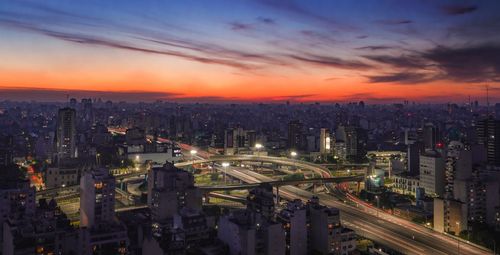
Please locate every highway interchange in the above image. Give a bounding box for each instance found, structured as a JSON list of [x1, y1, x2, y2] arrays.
[[38, 149, 491, 255]]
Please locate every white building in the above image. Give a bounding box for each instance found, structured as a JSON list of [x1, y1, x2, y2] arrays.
[[79, 168, 129, 255], [419, 150, 445, 197], [80, 168, 116, 228]]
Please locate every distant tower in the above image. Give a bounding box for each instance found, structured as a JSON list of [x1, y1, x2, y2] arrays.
[[55, 107, 77, 161]]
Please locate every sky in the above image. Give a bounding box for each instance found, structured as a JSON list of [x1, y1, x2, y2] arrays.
[[1, 0, 500, 103]]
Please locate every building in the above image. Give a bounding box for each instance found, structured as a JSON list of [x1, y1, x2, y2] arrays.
[[80, 168, 116, 228], [217, 210, 257, 255], [277, 200, 307, 255], [393, 173, 420, 196], [0, 133, 13, 166], [476, 116, 500, 166], [0, 165, 36, 250], [419, 150, 445, 197], [147, 163, 202, 232], [246, 183, 275, 223], [307, 197, 356, 255], [2, 199, 78, 255], [288, 121, 303, 151], [434, 198, 467, 234], [345, 126, 367, 162], [319, 128, 331, 155], [45, 158, 89, 188], [224, 127, 257, 155], [423, 123, 439, 150], [79, 168, 129, 255], [434, 141, 472, 235], [218, 184, 286, 255], [55, 107, 77, 161]]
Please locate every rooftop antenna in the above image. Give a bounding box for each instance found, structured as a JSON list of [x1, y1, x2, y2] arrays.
[[486, 84, 490, 117], [468, 95, 471, 113]]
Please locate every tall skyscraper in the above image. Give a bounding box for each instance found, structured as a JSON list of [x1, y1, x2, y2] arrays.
[[476, 116, 500, 166], [55, 107, 77, 161], [288, 120, 303, 150], [319, 128, 331, 155], [423, 123, 438, 150], [80, 168, 116, 228], [345, 126, 367, 162]]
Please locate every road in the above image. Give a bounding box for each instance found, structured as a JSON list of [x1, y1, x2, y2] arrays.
[[221, 166, 490, 255]]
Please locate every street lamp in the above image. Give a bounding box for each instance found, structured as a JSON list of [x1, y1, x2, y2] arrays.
[[222, 162, 230, 184], [456, 221, 460, 255], [290, 151, 298, 170], [375, 195, 380, 217], [255, 143, 263, 155], [190, 150, 197, 166]]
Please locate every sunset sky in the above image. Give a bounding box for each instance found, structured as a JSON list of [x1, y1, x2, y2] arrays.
[[1, 0, 500, 103]]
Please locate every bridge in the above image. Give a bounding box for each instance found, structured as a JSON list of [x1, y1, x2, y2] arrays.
[[198, 176, 364, 192], [177, 154, 335, 177], [37, 154, 350, 198]]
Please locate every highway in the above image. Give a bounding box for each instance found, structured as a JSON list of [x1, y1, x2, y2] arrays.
[[35, 150, 491, 254], [220, 166, 490, 255]]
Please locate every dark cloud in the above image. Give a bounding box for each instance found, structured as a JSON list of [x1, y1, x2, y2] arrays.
[[364, 54, 426, 69], [366, 44, 500, 83], [355, 45, 394, 51], [257, 17, 275, 25], [229, 22, 253, 31], [441, 5, 477, 15], [377, 19, 413, 25], [367, 72, 437, 84], [357, 35, 368, 39], [290, 53, 372, 70], [276, 94, 317, 100], [139, 37, 285, 66], [424, 44, 500, 82], [0, 87, 181, 102], [0, 18, 258, 70]]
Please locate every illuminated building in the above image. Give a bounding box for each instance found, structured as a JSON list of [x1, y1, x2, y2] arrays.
[[79, 168, 129, 255], [319, 128, 331, 156], [55, 107, 77, 161], [80, 168, 116, 228]]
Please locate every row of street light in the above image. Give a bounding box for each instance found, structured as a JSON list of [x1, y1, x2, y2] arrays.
[[189, 144, 299, 184]]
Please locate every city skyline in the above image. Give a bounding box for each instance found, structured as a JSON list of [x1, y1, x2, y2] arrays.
[[1, 0, 500, 103]]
